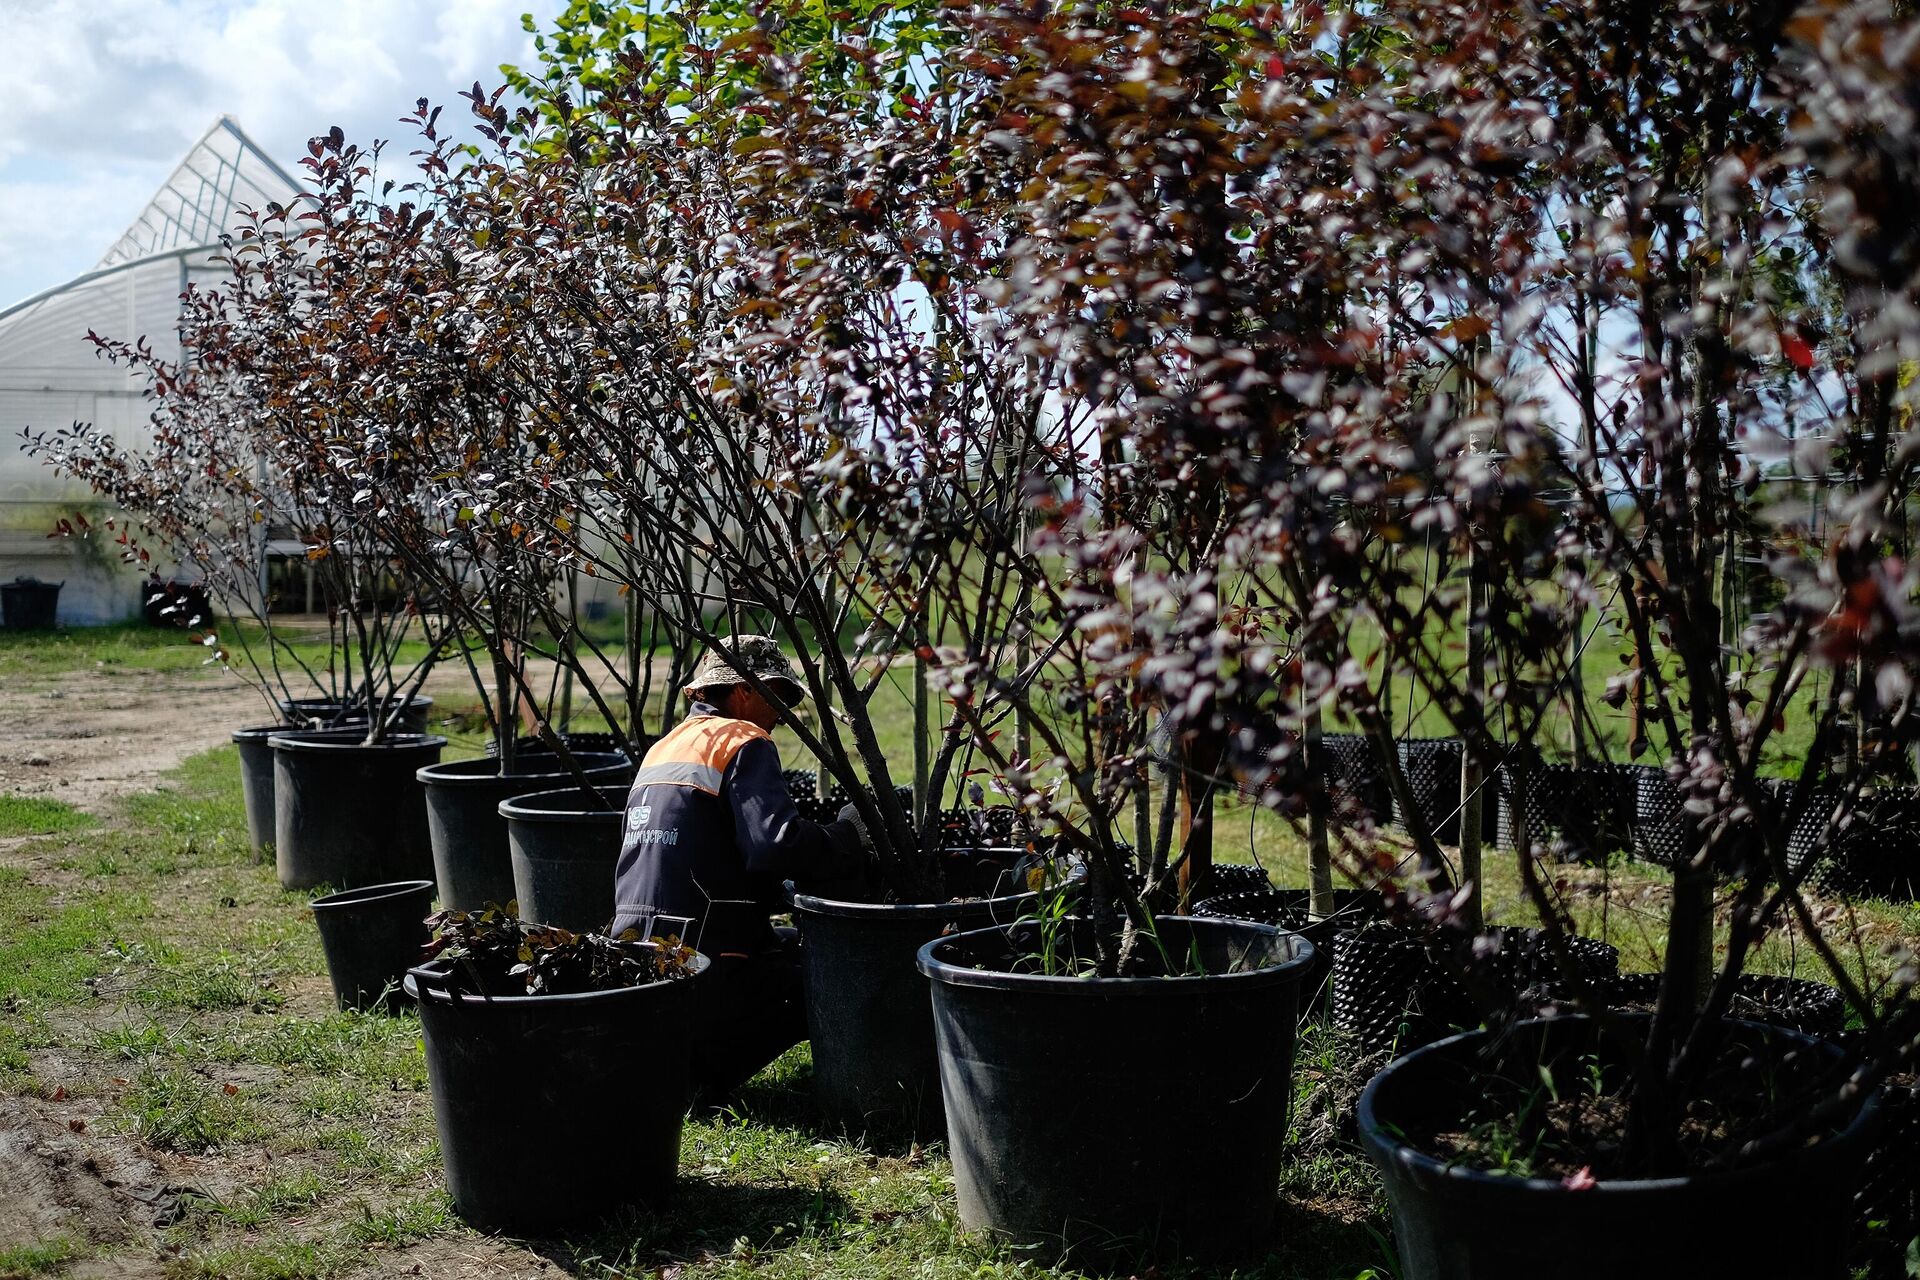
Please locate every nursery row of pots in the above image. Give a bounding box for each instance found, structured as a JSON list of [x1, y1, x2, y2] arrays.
[[1326, 733, 1920, 899], [259, 723, 1899, 1269], [386, 877, 1894, 1277], [236, 719, 639, 928]]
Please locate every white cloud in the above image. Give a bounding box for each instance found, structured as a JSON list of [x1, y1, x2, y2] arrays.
[[0, 0, 540, 309]]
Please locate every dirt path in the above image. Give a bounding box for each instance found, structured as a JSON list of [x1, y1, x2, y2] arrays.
[[0, 666, 268, 814], [0, 662, 485, 817]]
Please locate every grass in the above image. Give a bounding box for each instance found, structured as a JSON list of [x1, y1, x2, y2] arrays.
[[0, 1238, 82, 1279], [0, 628, 1912, 1278], [0, 795, 92, 838]]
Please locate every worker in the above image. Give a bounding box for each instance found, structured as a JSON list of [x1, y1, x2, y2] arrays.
[[610, 635, 871, 1103]]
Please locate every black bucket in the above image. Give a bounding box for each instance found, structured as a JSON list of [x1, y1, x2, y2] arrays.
[[919, 916, 1315, 1261], [309, 880, 435, 1012], [232, 724, 287, 862], [0, 577, 61, 630], [789, 878, 1036, 1141], [421, 755, 633, 912], [278, 695, 435, 733], [500, 785, 627, 931], [269, 730, 445, 891], [1359, 1015, 1881, 1279], [406, 954, 708, 1234]]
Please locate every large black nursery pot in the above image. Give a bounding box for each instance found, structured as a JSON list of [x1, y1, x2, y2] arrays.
[[232, 724, 288, 861], [789, 858, 1039, 1141], [501, 785, 627, 931], [278, 694, 435, 733], [309, 879, 434, 1012], [421, 754, 632, 912], [918, 916, 1315, 1261], [270, 729, 445, 891], [1360, 1014, 1882, 1280], [405, 953, 709, 1235]]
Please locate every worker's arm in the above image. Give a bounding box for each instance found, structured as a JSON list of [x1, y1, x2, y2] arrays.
[[726, 738, 867, 882]]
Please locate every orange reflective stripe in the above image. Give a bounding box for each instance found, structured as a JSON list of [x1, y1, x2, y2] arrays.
[[638, 715, 771, 794]]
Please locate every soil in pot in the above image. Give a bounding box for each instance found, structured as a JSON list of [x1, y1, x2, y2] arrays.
[[270, 730, 445, 891], [309, 880, 435, 1012], [500, 784, 627, 931], [421, 754, 632, 912], [788, 850, 1047, 1142], [1359, 1014, 1881, 1279], [917, 915, 1315, 1262], [233, 723, 290, 862], [405, 926, 708, 1235]]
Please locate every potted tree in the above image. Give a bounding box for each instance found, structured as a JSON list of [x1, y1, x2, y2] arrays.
[[406, 906, 707, 1233]]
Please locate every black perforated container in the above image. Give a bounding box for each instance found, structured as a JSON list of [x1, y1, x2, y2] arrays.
[[1195, 886, 1384, 1017], [1393, 738, 1500, 846], [1607, 971, 1847, 1039], [1334, 925, 1619, 1055], [1806, 786, 1920, 901], [1322, 733, 1391, 822], [1496, 762, 1633, 861]]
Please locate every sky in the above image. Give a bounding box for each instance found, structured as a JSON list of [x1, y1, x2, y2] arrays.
[[0, 0, 542, 310]]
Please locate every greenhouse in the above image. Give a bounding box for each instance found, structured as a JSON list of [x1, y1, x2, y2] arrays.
[[0, 117, 300, 624]]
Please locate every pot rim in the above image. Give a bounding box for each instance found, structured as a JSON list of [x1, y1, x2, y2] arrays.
[[233, 723, 297, 743], [1356, 1013, 1880, 1196], [497, 784, 627, 823], [310, 879, 435, 912], [418, 755, 630, 788], [279, 693, 435, 711], [915, 914, 1316, 992], [268, 730, 448, 754], [402, 953, 709, 1007]]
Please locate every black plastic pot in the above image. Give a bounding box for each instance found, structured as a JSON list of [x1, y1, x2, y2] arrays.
[[1332, 925, 1619, 1055], [270, 730, 445, 891], [1321, 732, 1392, 822], [501, 785, 627, 931], [420, 755, 632, 912], [233, 724, 289, 862], [278, 694, 434, 733], [0, 577, 61, 630], [1801, 786, 1920, 901], [484, 730, 634, 759], [1359, 1015, 1881, 1279], [789, 878, 1036, 1140], [1608, 971, 1847, 1039], [1193, 886, 1384, 1016], [1496, 761, 1633, 861], [309, 880, 435, 1012], [1393, 738, 1499, 846], [405, 954, 709, 1234], [918, 916, 1315, 1261]]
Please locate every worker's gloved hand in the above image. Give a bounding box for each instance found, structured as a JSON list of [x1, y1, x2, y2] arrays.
[[825, 802, 883, 885], [835, 802, 872, 849]]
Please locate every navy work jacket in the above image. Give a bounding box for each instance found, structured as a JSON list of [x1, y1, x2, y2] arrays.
[[610, 703, 858, 957]]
